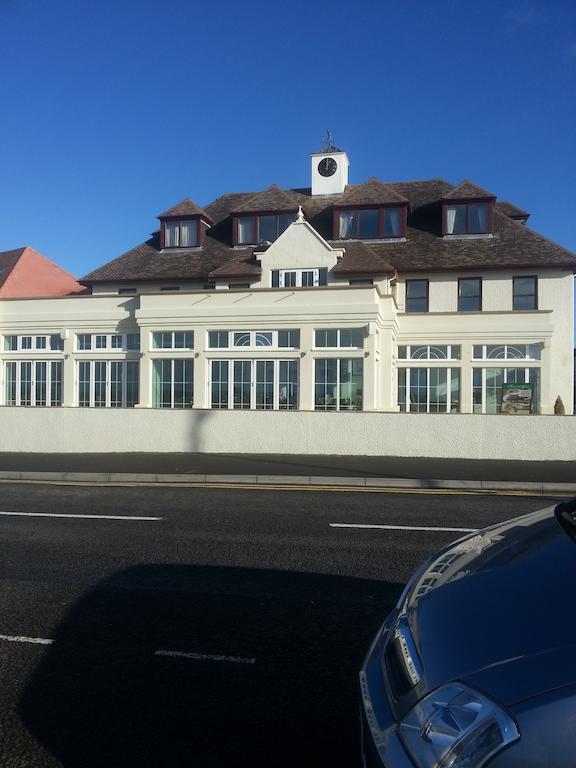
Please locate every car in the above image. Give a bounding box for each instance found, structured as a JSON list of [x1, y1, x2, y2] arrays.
[[360, 497, 576, 767]]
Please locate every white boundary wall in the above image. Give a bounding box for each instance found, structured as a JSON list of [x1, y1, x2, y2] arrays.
[[0, 408, 575, 461]]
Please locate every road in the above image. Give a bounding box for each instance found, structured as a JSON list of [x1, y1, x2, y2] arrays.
[[0, 482, 560, 767]]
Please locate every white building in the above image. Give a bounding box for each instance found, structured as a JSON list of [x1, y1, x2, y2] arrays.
[[1, 145, 574, 416]]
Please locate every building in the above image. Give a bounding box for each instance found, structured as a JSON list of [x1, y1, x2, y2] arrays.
[[0, 246, 84, 298], [1, 145, 574, 415]]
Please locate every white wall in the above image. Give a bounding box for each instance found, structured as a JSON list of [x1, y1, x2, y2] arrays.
[[1, 407, 575, 461]]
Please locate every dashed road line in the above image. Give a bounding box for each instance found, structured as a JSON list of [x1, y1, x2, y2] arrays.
[[0, 511, 162, 521], [0, 634, 53, 645], [155, 649, 256, 664], [330, 523, 478, 533]]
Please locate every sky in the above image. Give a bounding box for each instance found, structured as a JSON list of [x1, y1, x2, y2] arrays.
[[0, 0, 575, 283]]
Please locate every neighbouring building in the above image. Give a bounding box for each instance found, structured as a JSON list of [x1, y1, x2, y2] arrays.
[[0, 246, 84, 298], [0, 145, 574, 415]]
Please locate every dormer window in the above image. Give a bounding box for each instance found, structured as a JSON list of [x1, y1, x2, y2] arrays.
[[162, 218, 198, 248], [235, 213, 295, 245], [444, 203, 490, 235], [336, 206, 405, 239]]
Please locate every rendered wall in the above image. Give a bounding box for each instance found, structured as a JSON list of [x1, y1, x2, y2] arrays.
[[0, 407, 574, 461]]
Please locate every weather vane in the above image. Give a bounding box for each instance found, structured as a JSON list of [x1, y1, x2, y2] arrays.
[[322, 128, 334, 149]]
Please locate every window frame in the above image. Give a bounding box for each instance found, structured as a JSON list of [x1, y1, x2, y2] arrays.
[[512, 276, 538, 311], [397, 344, 461, 361], [4, 360, 63, 407], [458, 277, 482, 312], [75, 333, 141, 352], [207, 329, 300, 350], [397, 366, 461, 413], [472, 367, 540, 414], [314, 328, 365, 349], [442, 200, 493, 235], [334, 205, 407, 240], [77, 359, 140, 408], [234, 211, 296, 245], [271, 268, 328, 288], [405, 279, 429, 313], [151, 330, 194, 351], [314, 358, 363, 412], [151, 358, 194, 409], [208, 358, 299, 410], [3, 334, 64, 353], [161, 217, 200, 249]]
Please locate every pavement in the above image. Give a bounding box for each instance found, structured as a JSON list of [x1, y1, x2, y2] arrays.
[[0, 452, 574, 493], [0, 482, 553, 768]]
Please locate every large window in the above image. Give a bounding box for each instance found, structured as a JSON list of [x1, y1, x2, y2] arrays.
[[314, 359, 363, 411], [152, 331, 194, 350], [398, 345, 461, 360], [513, 276, 537, 310], [4, 361, 63, 407], [78, 360, 139, 408], [458, 278, 482, 311], [163, 219, 198, 248], [236, 213, 294, 245], [337, 207, 404, 239], [207, 330, 300, 349], [472, 344, 541, 360], [405, 280, 429, 313], [398, 368, 460, 413], [315, 328, 364, 349], [210, 359, 298, 410], [271, 269, 328, 288], [152, 359, 193, 408], [445, 203, 490, 235], [4, 334, 63, 352], [472, 367, 539, 414]]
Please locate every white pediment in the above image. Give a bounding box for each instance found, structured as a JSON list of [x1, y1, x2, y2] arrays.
[[258, 219, 344, 271]]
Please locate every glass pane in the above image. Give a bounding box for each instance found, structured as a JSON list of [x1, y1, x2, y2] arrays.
[[152, 359, 172, 408], [450, 346, 461, 360], [528, 344, 541, 360], [428, 368, 448, 413], [446, 204, 467, 234], [472, 368, 483, 413], [35, 361, 47, 406], [459, 279, 480, 297], [50, 334, 64, 351], [21, 336, 32, 350], [315, 359, 338, 411], [315, 329, 337, 348], [165, 222, 179, 247], [209, 331, 229, 348], [237, 217, 255, 244], [211, 361, 229, 409], [181, 220, 198, 248], [340, 329, 363, 348], [96, 335, 107, 349], [301, 271, 315, 287], [514, 276, 536, 295], [406, 281, 428, 312], [450, 369, 460, 413], [233, 360, 251, 409], [126, 361, 139, 408], [255, 332, 273, 347], [485, 368, 504, 414], [283, 271, 297, 288], [94, 361, 107, 407], [20, 362, 32, 406], [339, 211, 355, 238], [258, 215, 277, 243], [469, 204, 488, 233], [278, 330, 299, 348], [384, 208, 401, 236], [459, 296, 481, 311], [78, 361, 91, 407], [398, 346, 407, 359], [279, 360, 298, 410], [173, 359, 192, 408], [50, 362, 63, 406], [78, 334, 91, 350], [5, 362, 17, 405], [358, 209, 379, 238], [152, 332, 162, 349], [529, 368, 540, 414], [4, 336, 17, 351], [486, 345, 506, 359], [36, 336, 47, 349], [234, 332, 251, 347], [410, 346, 429, 359], [505, 345, 526, 360], [339, 358, 363, 411], [255, 360, 274, 410], [398, 368, 407, 411], [409, 367, 428, 413], [110, 361, 123, 407], [473, 345, 483, 359], [126, 334, 140, 351]]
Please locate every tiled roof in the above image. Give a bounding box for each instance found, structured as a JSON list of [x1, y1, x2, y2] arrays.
[[0, 247, 26, 288], [496, 200, 530, 220], [81, 177, 576, 283], [443, 180, 496, 200], [158, 198, 213, 221], [232, 184, 300, 213], [335, 178, 409, 207]]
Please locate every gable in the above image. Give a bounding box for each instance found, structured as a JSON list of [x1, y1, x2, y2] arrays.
[[258, 219, 344, 271]]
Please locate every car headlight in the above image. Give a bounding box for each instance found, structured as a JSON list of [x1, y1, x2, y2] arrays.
[[398, 682, 519, 768]]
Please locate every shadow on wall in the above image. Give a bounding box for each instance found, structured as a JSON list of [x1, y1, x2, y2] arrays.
[[188, 407, 212, 454], [19, 564, 402, 768]]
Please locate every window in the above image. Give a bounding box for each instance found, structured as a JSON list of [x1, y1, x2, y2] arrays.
[[210, 359, 298, 410], [472, 344, 541, 360], [405, 280, 429, 312], [4, 361, 63, 407], [349, 278, 374, 286], [398, 345, 461, 360], [337, 207, 404, 239], [207, 330, 300, 349], [236, 213, 294, 245], [458, 278, 482, 311], [228, 283, 251, 290], [445, 203, 490, 235], [271, 268, 328, 288], [77, 360, 139, 408], [77, 334, 92, 351], [152, 359, 193, 408], [160, 286, 180, 292], [315, 328, 364, 349], [126, 334, 140, 351], [513, 276, 537, 310], [118, 287, 137, 295], [314, 359, 363, 411], [473, 367, 539, 414], [3, 335, 63, 352], [163, 219, 198, 248], [152, 331, 194, 350], [398, 368, 460, 413], [76, 333, 140, 352]]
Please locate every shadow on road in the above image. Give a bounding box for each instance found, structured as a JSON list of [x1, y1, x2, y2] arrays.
[[19, 564, 402, 767]]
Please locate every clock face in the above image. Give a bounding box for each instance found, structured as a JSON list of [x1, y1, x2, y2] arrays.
[[318, 157, 337, 177]]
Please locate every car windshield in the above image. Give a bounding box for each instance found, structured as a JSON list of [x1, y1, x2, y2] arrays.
[[555, 499, 576, 544]]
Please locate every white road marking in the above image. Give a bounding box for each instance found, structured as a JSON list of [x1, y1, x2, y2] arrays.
[[0, 511, 162, 521], [155, 649, 256, 664], [0, 634, 53, 645], [330, 523, 478, 533]]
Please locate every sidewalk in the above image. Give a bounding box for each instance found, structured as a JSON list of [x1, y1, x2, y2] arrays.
[[0, 453, 574, 493]]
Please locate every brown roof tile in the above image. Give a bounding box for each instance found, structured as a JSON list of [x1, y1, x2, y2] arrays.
[[443, 179, 496, 200], [334, 178, 409, 207], [158, 198, 213, 221], [496, 200, 530, 220], [232, 184, 300, 213]]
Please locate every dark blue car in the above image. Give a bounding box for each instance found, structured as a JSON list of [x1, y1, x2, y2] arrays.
[[360, 498, 576, 767]]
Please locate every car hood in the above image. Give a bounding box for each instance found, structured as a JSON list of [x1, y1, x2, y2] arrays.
[[404, 506, 576, 707]]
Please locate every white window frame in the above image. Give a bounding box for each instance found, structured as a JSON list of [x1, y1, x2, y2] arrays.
[[4, 360, 63, 407], [314, 328, 365, 350], [397, 344, 461, 361], [151, 358, 194, 409], [471, 367, 540, 414], [75, 333, 140, 352], [207, 330, 300, 350], [279, 269, 320, 288], [151, 330, 194, 351], [77, 360, 139, 408], [397, 367, 461, 413], [3, 334, 64, 353], [208, 359, 299, 410], [471, 343, 541, 361], [314, 358, 364, 412]]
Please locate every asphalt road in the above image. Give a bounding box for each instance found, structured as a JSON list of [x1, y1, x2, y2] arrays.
[[0, 482, 561, 767]]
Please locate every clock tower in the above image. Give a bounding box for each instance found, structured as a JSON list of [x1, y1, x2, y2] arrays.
[[310, 137, 349, 196]]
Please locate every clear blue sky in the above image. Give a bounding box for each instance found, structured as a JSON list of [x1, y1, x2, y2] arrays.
[[0, 0, 575, 283]]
